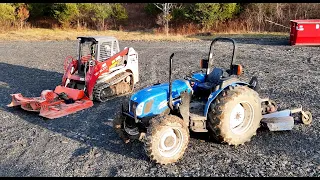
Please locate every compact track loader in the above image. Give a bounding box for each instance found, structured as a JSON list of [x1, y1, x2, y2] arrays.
[[8, 36, 139, 119]]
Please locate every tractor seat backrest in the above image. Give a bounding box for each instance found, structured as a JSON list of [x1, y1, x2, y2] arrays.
[[206, 68, 223, 84]]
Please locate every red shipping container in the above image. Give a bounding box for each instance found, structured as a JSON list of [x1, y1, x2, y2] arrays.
[[290, 19, 320, 45]]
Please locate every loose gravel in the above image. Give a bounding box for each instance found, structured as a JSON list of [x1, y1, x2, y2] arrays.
[[0, 37, 319, 177]]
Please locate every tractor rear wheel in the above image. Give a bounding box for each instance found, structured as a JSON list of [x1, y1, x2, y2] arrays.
[[144, 115, 189, 165], [207, 85, 262, 146]]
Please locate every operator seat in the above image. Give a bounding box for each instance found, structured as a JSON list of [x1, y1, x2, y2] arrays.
[[197, 68, 223, 90]]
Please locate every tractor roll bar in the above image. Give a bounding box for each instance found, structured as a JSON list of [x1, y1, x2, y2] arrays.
[[206, 37, 237, 75]]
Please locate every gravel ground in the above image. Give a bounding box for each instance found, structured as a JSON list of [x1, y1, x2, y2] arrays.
[[0, 37, 319, 177]]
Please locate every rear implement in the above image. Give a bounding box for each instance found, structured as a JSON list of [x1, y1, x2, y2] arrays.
[[7, 86, 94, 119]]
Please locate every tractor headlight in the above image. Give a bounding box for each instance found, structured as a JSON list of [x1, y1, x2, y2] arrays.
[[136, 102, 145, 116]]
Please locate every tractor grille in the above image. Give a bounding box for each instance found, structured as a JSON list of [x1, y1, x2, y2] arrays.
[[130, 100, 138, 114]]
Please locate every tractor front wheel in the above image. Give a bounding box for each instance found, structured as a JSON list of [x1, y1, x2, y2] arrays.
[[113, 102, 141, 143], [207, 85, 262, 146], [144, 115, 189, 165]]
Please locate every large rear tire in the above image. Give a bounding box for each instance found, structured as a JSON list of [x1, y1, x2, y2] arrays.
[[207, 85, 262, 146], [144, 115, 189, 165]]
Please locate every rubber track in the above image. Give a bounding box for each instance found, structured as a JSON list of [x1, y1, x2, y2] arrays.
[[93, 72, 133, 102]]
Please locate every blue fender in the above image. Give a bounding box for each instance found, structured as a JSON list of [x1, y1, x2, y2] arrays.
[[204, 82, 250, 117]]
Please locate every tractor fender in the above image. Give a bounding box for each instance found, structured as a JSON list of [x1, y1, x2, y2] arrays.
[[203, 82, 249, 117]]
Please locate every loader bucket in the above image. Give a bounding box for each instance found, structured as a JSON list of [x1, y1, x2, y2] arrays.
[[7, 86, 93, 119]]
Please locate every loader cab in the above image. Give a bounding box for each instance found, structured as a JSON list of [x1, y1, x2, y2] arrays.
[[78, 39, 98, 61], [77, 36, 121, 75], [77, 36, 120, 62]]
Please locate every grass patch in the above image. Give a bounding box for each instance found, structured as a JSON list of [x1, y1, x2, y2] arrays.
[[0, 28, 198, 42], [0, 28, 289, 42]]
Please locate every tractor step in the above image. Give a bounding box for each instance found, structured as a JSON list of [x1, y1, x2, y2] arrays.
[[190, 113, 206, 121], [189, 101, 206, 121], [189, 101, 207, 132], [189, 113, 208, 132]]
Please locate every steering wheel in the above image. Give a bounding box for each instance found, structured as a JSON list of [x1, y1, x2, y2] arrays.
[[185, 75, 201, 82]]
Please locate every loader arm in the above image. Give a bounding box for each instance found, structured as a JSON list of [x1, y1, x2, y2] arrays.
[[86, 48, 130, 99]]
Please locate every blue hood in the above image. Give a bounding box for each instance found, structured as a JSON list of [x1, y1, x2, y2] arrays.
[[130, 79, 192, 118]]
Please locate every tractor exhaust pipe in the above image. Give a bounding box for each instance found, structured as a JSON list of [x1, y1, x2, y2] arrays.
[[168, 53, 174, 111]]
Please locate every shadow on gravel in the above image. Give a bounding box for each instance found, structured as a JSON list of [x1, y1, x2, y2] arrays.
[[0, 62, 147, 162], [0, 63, 62, 96], [253, 126, 319, 157]]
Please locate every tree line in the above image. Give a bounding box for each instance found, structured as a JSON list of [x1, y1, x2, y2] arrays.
[[1, 3, 320, 34], [0, 3, 128, 30]]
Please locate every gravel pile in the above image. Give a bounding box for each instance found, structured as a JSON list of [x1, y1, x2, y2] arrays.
[[0, 37, 319, 177]]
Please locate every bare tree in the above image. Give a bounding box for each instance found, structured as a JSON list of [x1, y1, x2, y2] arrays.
[[153, 3, 176, 36], [16, 4, 29, 29]]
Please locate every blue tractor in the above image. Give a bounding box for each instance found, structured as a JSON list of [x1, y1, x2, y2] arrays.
[[113, 38, 312, 165]]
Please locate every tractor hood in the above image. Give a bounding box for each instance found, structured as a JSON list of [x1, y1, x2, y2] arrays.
[[129, 79, 192, 118]]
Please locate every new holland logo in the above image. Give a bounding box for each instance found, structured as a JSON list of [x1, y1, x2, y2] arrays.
[[158, 100, 167, 109]]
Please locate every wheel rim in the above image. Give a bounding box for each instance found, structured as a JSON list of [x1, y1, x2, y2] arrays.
[[158, 128, 184, 158], [123, 119, 140, 136], [229, 102, 254, 135], [302, 111, 312, 125]]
